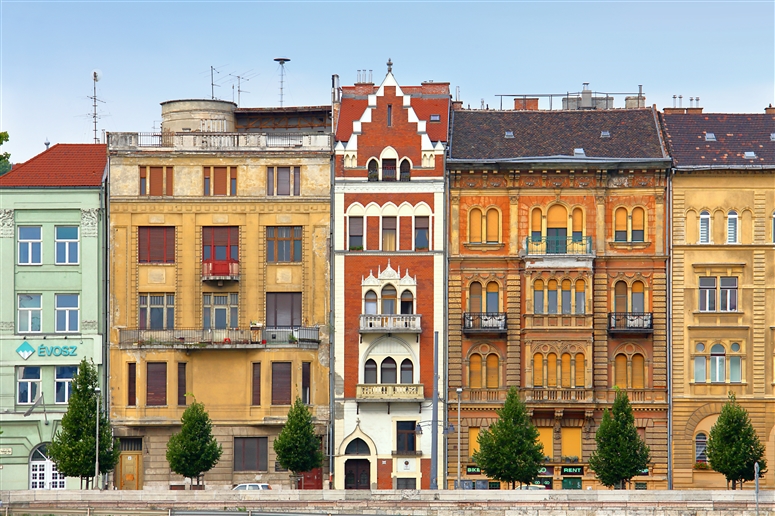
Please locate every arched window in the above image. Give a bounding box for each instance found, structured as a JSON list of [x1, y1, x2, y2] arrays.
[[345, 438, 370, 455], [399, 159, 411, 181], [695, 433, 708, 463], [533, 354, 543, 387], [561, 279, 572, 314], [381, 285, 396, 314], [615, 207, 628, 242], [469, 282, 483, 313], [486, 209, 499, 243], [730, 342, 742, 383], [710, 344, 725, 382], [575, 353, 585, 387], [727, 210, 738, 243], [486, 354, 499, 389], [29, 443, 65, 489], [615, 281, 628, 313], [534, 280, 544, 314], [615, 354, 627, 388], [400, 291, 414, 315], [547, 353, 557, 387], [486, 282, 499, 312], [469, 208, 482, 243], [699, 211, 710, 243], [364, 290, 377, 315], [469, 353, 482, 389], [632, 353, 645, 389], [381, 357, 397, 384], [572, 208, 584, 242], [547, 205, 567, 253], [632, 207, 645, 242], [547, 280, 558, 314], [367, 159, 378, 181], [694, 342, 706, 383], [632, 281, 645, 313], [531, 208, 542, 240], [364, 359, 377, 383], [400, 359, 413, 384], [561, 353, 572, 388], [575, 280, 585, 314]]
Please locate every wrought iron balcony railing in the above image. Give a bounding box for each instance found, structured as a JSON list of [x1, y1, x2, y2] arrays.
[[608, 312, 653, 333], [119, 326, 320, 348], [524, 236, 593, 256], [359, 314, 422, 333], [462, 312, 507, 332], [261, 326, 320, 346]]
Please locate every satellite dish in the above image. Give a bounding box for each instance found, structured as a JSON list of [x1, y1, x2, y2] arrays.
[[92, 69, 103, 82]]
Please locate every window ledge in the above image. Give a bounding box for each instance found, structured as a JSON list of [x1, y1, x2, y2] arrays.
[[608, 241, 651, 250], [464, 242, 505, 251], [692, 311, 741, 315]]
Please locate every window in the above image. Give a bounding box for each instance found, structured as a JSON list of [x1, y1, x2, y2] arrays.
[[485, 282, 499, 312], [18, 227, 42, 265], [234, 437, 268, 471], [55, 366, 78, 404], [547, 205, 567, 253], [414, 216, 429, 250], [727, 210, 738, 243], [547, 280, 558, 314], [267, 227, 302, 262], [694, 342, 707, 383], [547, 353, 557, 386], [575, 280, 585, 314], [387, 104, 392, 127], [381, 285, 397, 314], [699, 277, 716, 312], [127, 363, 136, 406], [710, 344, 725, 382], [730, 342, 742, 383], [177, 363, 187, 406], [271, 362, 292, 405], [266, 292, 301, 327], [18, 366, 41, 404], [55, 226, 78, 264], [139, 166, 173, 196], [615, 354, 627, 388], [267, 166, 300, 196], [470, 282, 483, 313], [486, 354, 499, 389], [615, 207, 628, 241], [400, 359, 413, 384], [55, 294, 79, 333], [138, 227, 175, 263], [632, 208, 645, 242], [382, 159, 397, 181], [720, 277, 737, 312], [345, 438, 370, 455], [572, 208, 583, 242], [381, 357, 397, 383], [469, 208, 482, 243], [382, 217, 396, 250], [18, 294, 42, 333], [533, 280, 544, 314], [139, 294, 175, 330], [632, 281, 645, 313], [531, 208, 542, 241], [430, 114, 441, 122], [252, 363, 261, 405], [533, 354, 543, 387], [561, 280, 572, 314], [400, 290, 414, 314], [202, 226, 239, 262], [699, 211, 710, 243], [396, 421, 415, 453], [695, 433, 708, 463], [632, 354, 645, 389], [146, 362, 167, 406], [203, 166, 237, 196], [349, 217, 364, 249], [396, 478, 416, 489], [203, 293, 238, 330], [486, 209, 499, 243], [468, 208, 499, 244], [367, 160, 378, 181], [364, 290, 377, 314], [364, 359, 377, 383], [469, 354, 482, 388], [400, 159, 411, 181], [302, 362, 311, 404], [468, 427, 480, 458]]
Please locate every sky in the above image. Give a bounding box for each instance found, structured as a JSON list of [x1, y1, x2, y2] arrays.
[[1, 1, 773, 163]]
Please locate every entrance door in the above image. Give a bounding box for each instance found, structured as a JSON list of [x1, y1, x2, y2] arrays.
[[344, 459, 370, 489], [299, 467, 323, 489], [29, 444, 65, 489], [562, 477, 582, 490], [119, 452, 142, 490]]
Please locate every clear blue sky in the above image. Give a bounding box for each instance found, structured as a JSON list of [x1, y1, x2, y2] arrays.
[[2, 1, 773, 163]]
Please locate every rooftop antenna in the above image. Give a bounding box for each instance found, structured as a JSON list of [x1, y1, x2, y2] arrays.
[[274, 58, 290, 107], [89, 70, 105, 144], [456, 86, 460, 102], [228, 72, 252, 107], [210, 66, 222, 100]]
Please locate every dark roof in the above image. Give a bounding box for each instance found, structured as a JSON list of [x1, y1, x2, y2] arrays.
[[449, 108, 666, 161], [662, 113, 775, 168], [0, 144, 107, 187]]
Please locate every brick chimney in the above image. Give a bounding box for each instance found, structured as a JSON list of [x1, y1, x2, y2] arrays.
[[452, 100, 464, 111], [514, 98, 539, 111], [766, 104, 775, 115]]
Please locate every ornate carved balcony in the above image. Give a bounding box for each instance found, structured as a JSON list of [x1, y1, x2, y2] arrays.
[[359, 314, 422, 333], [522, 236, 594, 269], [202, 261, 239, 281], [356, 384, 425, 401], [608, 313, 653, 334], [462, 312, 507, 333]]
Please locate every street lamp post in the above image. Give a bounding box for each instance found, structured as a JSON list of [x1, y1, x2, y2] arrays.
[[94, 386, 101, 490], [456, 387, 462, 489]]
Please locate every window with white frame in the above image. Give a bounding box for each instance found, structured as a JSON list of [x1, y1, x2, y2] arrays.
[[55, 366, 78, 404], [699, 277, 716, 312], [55, 226, 79, 264], [139, 294, 175, 330], [720, 277, 737, 312], [694, 343, 706, 383], [695, 433, 708, 463], [203, 293, 238, 329], [710, 344, 726, 382], [726, 211, 738, 244], [18, 294, 42, 333], [55, 294, 79, 332], [699, 211, 711, 244], [18, 226, 42, 265], [18, 366, 41, 404], [729, 342, 742, 382]]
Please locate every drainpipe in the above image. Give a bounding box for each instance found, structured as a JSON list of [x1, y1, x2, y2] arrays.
[[667, 165, 673, 490], [328, 75, 337, 488]]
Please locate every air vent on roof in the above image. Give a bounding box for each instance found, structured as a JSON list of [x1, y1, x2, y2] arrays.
[[770, 133, 775, 141], [574, 148, 586, 157], [705, 132, 716, 141], [600, 131, 610, 138], [744, 151, 757, 159], [505, 131, 514, 139], [430, 114, 441, 122]]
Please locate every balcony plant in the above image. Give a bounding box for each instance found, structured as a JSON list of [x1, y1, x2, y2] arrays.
[[348, 245, 363, 251], [694, 461, 711, 470], [288, 333, 298, 344]]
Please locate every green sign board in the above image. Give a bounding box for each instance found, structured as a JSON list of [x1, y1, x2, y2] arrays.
[[560, 465, 583, 476], [466, 465, 481, 475]]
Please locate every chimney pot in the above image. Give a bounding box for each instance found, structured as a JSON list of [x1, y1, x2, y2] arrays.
[[765, 104, 775, 115]]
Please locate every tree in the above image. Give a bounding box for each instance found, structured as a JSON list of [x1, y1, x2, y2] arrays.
[[707, 392, 767, 489], [589, 389, 650, 489], [471, 386, 544, 489], [273, 397, 323, 487], [166, 399, 222, 485], [0, 131, 11, 175], [48, 358, 119, 489]]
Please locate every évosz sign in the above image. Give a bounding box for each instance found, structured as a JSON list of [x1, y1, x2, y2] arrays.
[[16, 341, 78, 360]]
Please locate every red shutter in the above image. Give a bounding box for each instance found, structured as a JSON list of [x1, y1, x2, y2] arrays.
[[272, 362, 292, 405], [252, 363, 261, 405], [213, 167, 227, 195], [149, 167, 164, 196], [202, 227, 213, 246], [165, 167, 174, 196], [165, 227, 175, 263], [146, 362, 167, 406], [127, 363, 136, 406], [138, 228, 149, 263], [177, 363, 186, 406], [213, 227, 228, 246], [148, 227, 165, 263]]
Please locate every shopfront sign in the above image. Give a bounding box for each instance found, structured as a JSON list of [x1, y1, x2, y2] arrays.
[[16, 341, 78, 361], [0, 448, 12, 455], [560, 466, 583, 476], [466, 465, 481, 475]]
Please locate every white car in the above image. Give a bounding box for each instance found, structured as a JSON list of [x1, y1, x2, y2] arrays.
[[233, 483, 272, 490]]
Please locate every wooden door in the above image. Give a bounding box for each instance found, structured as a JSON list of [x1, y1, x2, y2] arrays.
[[299, 467, 323, 489], [344, 459, 370, 489], [119, 452, 141, 490]]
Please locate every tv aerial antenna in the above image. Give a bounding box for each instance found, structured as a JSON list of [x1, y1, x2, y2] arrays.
[[274, 57, 290, 107], [89, 70, 105, 144], [228, 71, 258, 107]]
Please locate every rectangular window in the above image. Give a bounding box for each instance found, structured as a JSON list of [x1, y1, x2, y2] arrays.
[[534, 289, 544, 315], [18, 226, 42, 265], [55, 366, 78, 404], [138, 227, 175, 263], [203, 293, 238, 330], [730, 356, 742, 383], [396, 421, 416, 453], [710, 355, 725, 383], [272, 362, 292, 405], [561, 288, 571, 315], [575, 283, 585, 315], [17, 366, 41, 404], [202, 166, 236, 196], [267, 166, 301, 196], [128, 363, 137, 406], [468, 427, 480, 459], [382, 159, 396, 181], [415, 216, 429, 250], [547, 289, 558, 315], [561, 427, 582, 459], [139, 166, 173, 196], [382, 217, 397, 251], [234, 437, 268, 471], [202, 226, 239, 262], [699, 277, 716, 312], [139, 294, 175, 330], [396, 478, 416, 489], [177, 363, 187, 406], [349, 217, 363, 249], [387, 104, 393, 127], [267, 227, 302, 263], [55, 226, 79, 264], [266, 293, 301, 327], [55, 294, 79, 332], [252, 363, 261, 406], [720, 277, 737, 312], [146, 362, 167, 406], [18, 294, 42, 333], [302, 362, 311, 405], [694, 357, 706, 383]]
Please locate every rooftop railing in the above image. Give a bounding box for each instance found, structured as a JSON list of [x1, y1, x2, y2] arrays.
[[108, 132, 331, 151]]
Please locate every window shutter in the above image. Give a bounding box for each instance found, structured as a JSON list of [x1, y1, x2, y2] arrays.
[[165, 167, 174, 196], [632, 207, 644, 231], [469, 354, 482, 389], [486, 209, 499, 242], [148, 227, 166, 263], [293, 167, 300, 195], [531, 208, 542, 234], [146, 362, 167, 406], [302, 362, 311, 404], [266, 293, 276, 326], [547, 353, 557, 386], [561, 353, 572, 387], [127, 363, 136, 406], [213, 167, 228, 195], [533, 354, 543, 386], [213, 227, 229, 246], [575, 354, 585, 387], [149, 167, 164, 196], [486, 354, 499, 389], [252, 363, 261, 406], [615, 208, 628, 232], [258, 437, 268, 471], [267, 167, 274, 195], [632, 354, 645, 389], [469, 209, 482, 243], [138, 228, 149, 262], [572, 208, 583, 233], [615, 281, 628, 313], [547, 205, 566, 228], [177, 363, 186, 406], [700, 212, 710, 243], [272, 362, 292, 405], [469, 282, 482, 313], [277, 167, 291, 195], [615, 355, 627, 388], [165, 227, 175, 263], [350, 217, 363, 235], [291, 293, 302, 326]]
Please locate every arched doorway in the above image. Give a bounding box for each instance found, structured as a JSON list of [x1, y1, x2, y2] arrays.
[[344, 438, 371, 489], [30, 443, 65, 489]]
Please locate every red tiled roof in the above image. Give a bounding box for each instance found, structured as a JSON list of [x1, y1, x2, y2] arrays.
[[0, 144, 107, 187], [410, 97, 449, 143], [335, 99, 368, 141]]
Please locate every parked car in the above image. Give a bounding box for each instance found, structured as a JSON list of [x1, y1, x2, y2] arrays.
[[233, 483, 272, 490], [516, 484, 546, 490]]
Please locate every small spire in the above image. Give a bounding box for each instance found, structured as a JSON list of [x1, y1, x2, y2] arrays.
[[387, 58, 393, 73]]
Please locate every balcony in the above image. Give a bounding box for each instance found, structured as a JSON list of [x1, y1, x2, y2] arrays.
[[118, 326, 320, 349], [523, 236, 594, 269], [108, 132, 331, 152], [608, 313, 653, 334], [522, 388, 591, 403], [462, 312, 507, 333], [202, 261, 239, 281], [356, 384, 425, 401], [359, 314, 422, 333], [260, 326, 320, 348]]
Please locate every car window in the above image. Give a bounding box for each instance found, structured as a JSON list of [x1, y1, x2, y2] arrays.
[[235, 485, 246, 490], [248, 485, 258, 490]]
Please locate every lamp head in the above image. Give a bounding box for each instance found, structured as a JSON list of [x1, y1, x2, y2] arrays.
[[94, 387, 101, 394], [415, 423, 423, 435], [456, 387, 463, 393]]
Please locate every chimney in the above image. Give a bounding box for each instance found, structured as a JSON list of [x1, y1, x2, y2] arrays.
[[663, 107, 687, 115], [766, 104, 775, 115], [451, 100, 464, 111], [514, 97, 539, 111], [581, 83, 593, 109]]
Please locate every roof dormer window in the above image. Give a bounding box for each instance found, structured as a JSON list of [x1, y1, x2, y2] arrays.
[[705, 133, 716, 142], [744, 151, 757, 159], [574, 148, 586, 157], [429, 114, 441, 122], [600, 131, 610, 138], [504, 131, 514, 139]]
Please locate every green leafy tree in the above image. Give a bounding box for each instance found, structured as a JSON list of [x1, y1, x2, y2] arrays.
[[273, 397, 323, 486], [48, 358, 119, 489], [166, 399, 222, 485], [0, 131, 11, 175], [707, 392, 767, 489], [589, 389, 650, 489], [472, 386, 544, 489]]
